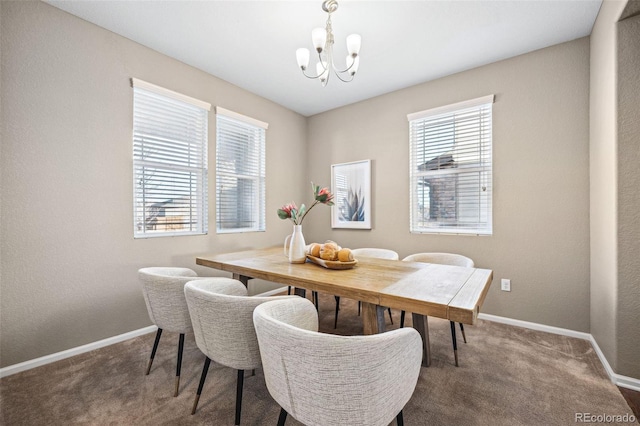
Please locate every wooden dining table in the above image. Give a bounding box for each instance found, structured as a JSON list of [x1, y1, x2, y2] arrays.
[[196, 246, 493, 367]]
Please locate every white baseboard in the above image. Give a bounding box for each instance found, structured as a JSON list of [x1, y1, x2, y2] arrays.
[[0, 325, 157, 379], [0, 288, 290, 378], [588, 334, 640, 392], [2, 312, 639, 393], [478, 313, 640, 391], [477, 313, 592, 340]]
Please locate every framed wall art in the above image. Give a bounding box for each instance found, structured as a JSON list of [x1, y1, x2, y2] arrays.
[[331, 159, 372, 229]]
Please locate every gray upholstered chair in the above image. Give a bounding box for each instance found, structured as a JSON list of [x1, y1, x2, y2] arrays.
[[333, 248, 400, 328], [138, 267, 203, 397], [401, 252, 475, 366], [253, 297, 422, 426], [184, 278, 296, 425]]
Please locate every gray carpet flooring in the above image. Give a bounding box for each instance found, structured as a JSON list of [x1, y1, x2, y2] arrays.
[[1, 293, 637, 425]]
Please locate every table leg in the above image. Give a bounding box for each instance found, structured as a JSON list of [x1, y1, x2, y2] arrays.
[[361, 302, 387, 335], [412, 313, 431, 367], [233, 274, 250, 287]]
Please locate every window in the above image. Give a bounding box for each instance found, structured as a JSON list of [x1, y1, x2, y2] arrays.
[[215, 107, 267, 233], [132, 78, 210, 238], [408, 95, 494, 235]]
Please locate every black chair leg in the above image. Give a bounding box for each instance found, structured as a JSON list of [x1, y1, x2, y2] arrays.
[[459, 322, 467, 343], [358, 301, 361, 316], [388, 307, 393, 324], [334, 296, 340, 329], [287, 286, 291, 295], [191, 357, 211, 414], [312, 291, 319, 311], [235, 370, 244, 425], [146, 328, 163, 375], [400, 311, 406, 328], [396, 410, 404, 426], [175, 333, 185, 396], [277, 407, 288, 426], [450, 321, 459, 367]]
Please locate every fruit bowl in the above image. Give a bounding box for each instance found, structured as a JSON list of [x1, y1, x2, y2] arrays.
[[306, 255, 358, 270]]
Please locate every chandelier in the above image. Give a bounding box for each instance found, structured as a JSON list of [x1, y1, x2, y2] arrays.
[[295, 0, 361, 86]]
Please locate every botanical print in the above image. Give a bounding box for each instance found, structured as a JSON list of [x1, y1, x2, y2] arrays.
[[331, 160, 371, 229]]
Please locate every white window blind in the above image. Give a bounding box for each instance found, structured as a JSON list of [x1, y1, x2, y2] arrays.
[[215, 107, 267, 233], [132, 78, 210, 238], [408, 95, 494, 235]]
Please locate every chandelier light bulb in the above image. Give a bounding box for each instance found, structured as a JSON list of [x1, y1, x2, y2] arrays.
[[312, 28, 327, 53], [346, 34, 361, 56], [296, 48, 310, 70], [317, 61, 329, 83]]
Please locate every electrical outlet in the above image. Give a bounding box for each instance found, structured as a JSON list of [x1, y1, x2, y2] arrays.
[[501, 279, 511, 292]]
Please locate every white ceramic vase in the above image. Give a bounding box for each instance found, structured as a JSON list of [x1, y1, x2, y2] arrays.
[[284, 224, 306, 264]]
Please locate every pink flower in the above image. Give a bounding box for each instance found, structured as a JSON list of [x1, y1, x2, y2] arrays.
[[315, 187, 334, 205], [277, 182, 333, 225], [277, 202, 297, 220]]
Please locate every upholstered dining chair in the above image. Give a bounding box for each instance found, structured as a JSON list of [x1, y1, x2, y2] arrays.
[[184, 278, 297, 425], [253, 297, 422, 426], [138, 267, 204, 397], [332, 248, 399, 329], [401, 252, 475, 366]]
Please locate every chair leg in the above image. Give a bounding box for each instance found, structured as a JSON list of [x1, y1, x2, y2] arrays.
[[191, 357, 211, 415], [235, 370, 244, 425], [287, 286, 291, 295], [146, 328, 163, 375], [312, 291, 319, 311], [459, 323, 467, 343], [277, 407, 288, 426], [396, 410, 404, 426], [175, 333, 185, 396], [450, 321, 459, 367], [334, 296, 340, 329], [388, 307, 393, 324], [358, 301, 361, 316], [400, 311, 406, 328]]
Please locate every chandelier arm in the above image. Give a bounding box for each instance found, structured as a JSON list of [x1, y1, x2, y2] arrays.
[[331, 57, 357, 75], [300, 69, 323, 80], [322, 71, 330, 87], [317, 50, 330, 71], [331, 70, 355, 83]]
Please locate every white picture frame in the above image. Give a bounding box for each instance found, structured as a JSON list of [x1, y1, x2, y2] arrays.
[[331, 159, 372, 229]]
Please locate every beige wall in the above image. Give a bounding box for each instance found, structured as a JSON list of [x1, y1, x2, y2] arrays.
[[304, 38, 592, 332], [616, 11, 640, 379], [589, 0, 625, 374], [0, 1, 306, 367], [589, 0, 640, 380]]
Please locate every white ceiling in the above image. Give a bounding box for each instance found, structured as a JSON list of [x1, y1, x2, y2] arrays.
[[46, 0, 602, 117]]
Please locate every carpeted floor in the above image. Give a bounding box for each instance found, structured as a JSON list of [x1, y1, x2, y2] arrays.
[[1, 293, 637, 425]]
